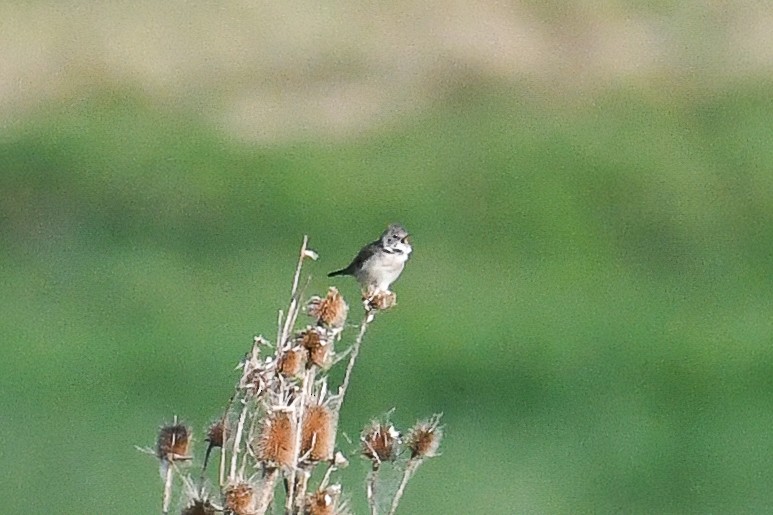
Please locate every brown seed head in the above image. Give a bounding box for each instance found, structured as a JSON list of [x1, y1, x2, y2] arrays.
[[156, 422, 192, 461], [181, 498, 216, 515], [205, 420, 227, 448], [301, 404, 336, 462], [406, 414, 443, 459], [297, 327, 324, 350], [254, 411, 296, 468], [297, 327, 332, 368], [361, 421, 400, 469], [304, 486, 341, 515], [309, 343, 332, 369], [224, 482, 254, 515], [307, 287, 349, 329], [278, 346, 307, 378]]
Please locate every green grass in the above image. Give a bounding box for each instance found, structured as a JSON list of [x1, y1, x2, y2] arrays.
[[2, 80, 772, 513]]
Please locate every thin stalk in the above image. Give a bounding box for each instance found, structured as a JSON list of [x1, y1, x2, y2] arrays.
[[366, 468, 380, 515], [161, 415, 179, 514], [338, 311, 374, 400], [279, 235, 309, 348], [219, 440, 227, 487], [229, 398, 250, 481], [319, 462, 337, 491], [161, 459, 173, 514], [215, 391, 236, 487], [285, 366, 315, 513], [294, 468, 310, 513], [240, 400, 265, 479], [387, 460, 421, 515], [255, 468, 280, 515]]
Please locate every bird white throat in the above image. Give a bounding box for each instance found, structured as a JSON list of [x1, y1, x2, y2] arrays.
[[328, 224, 412, 293]]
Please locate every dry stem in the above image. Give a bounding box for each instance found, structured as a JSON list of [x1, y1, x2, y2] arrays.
[[285, 365, 317, 514], [161, 459, 174, 514], [388, 460, 422, 515], [229, 398, 250, 482], [367, 469, 380, 515], [147, 234, 438, 515], [279, 235, 310, 348], [337, 311, 373, 401], [255, 468, 280, 514]]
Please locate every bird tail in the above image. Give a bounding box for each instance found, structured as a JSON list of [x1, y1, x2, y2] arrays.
[[327, 268, 348, 277]]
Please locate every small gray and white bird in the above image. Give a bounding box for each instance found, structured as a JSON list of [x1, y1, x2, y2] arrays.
[[328, 224, 412, 293]]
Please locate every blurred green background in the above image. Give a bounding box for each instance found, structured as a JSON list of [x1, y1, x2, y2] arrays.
[[2, 2, 772, 513]]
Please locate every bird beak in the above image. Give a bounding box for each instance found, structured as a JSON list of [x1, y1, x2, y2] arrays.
[[403, 235, 411, 244]]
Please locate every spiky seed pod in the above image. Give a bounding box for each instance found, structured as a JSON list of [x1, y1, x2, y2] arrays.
[[301, 404, 336, 462], [406, 415, 443, 459], [307, 287, 349, 329], [278, 346, 307, 378], [181, 499, 216, 515], [304, 485, 342, 515], [309, 342, 332, 369], [205, 420, 226, 449], [224, 482, 254, 515], [254, 411, 295, 468], [361, 422, 400, 469], [202, 418, 227, 471], [297, 327, 323, 349], [297, 327, 332, 368], [156, 423, 192, 461]]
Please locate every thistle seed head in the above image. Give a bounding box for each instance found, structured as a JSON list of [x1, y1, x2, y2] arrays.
[[301, 404, 336, 462], [223, 482, 255, 515], [406, 414, 443, 460], [254, 411, 296, 468], [361, 421, 400, 469], [307, 287, 348, 329], [156, 422, 192, 462]]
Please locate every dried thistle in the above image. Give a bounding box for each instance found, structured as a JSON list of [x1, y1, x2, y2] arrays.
[[205, 420, 227, 449], [278, 346, 307, 378], [144, 236, 441, 515], [181, 498, 217, 515], [254, 411, 296, 468], [387, 415, 444, 515], [297, 326, 332, 368], [361, 421, 400, 470], [307, 287, 349, 329], [304, 485, 343, 515], [203, 419, 227, 472], [156, 423, 192, 461], [406, 414, 444, 460], [224, 481, 255, 515], [301, 404, 336, 462], [154, 421, 193, 514], [181, 481, 218, 515]]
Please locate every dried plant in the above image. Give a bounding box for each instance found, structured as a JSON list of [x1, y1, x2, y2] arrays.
[[141, 236, 442, 514]]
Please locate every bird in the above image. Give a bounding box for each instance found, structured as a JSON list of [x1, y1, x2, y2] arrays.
[[328, 224, 412, 294]]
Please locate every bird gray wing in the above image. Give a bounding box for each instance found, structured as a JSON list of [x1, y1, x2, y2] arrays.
[[328, 240, 380, 277]]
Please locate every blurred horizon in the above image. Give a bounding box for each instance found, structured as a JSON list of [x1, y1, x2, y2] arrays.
[[3, 1, 773, 142], [2, 2, 772, 514]]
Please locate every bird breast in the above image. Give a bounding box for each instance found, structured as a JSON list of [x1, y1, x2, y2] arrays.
[[356, 251, 407, 290]]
